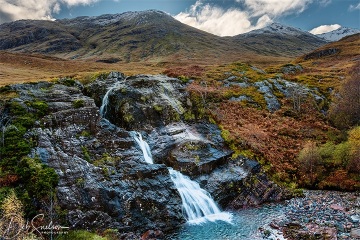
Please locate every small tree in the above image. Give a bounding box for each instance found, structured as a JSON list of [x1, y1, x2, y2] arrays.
[[288, 85, 307, 113], [347, 126, 360, 173], [329, 65, 360, 129], [298, 142, 323, 187]]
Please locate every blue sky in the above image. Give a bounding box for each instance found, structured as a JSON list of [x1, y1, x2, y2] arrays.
[[1, 0, 359, 36]]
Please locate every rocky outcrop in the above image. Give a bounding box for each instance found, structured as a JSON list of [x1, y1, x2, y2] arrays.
[[7, 79, 184, 234], [85, 72, 291, 208], [196, 158, 291, 208], [2, 72, 292, 235], [304, 48, 340, 60], [148, 122, 233, 176], [254, 80, 281, 112], [218, 67, 325, 112], [85, 74, 187, 130]]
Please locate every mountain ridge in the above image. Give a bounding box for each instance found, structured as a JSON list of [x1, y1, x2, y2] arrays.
[[0, 10, 326, 63], [315, 26, 360, 42]]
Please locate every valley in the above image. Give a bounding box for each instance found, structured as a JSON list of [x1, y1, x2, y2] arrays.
[[0, 10, 359, 240]]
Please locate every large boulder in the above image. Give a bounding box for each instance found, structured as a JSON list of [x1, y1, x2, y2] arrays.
[[85, 74, 187, 131], [196, 158, 291, 208], [8, 80, 184, 234]]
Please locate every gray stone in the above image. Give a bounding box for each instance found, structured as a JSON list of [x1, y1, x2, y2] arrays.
[[254, 80, 281, 112], [351, 228, 360, 238]]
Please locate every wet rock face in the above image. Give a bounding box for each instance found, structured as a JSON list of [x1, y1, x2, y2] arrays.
[[196, 158, 291, 208], [148, 122, 233, 176], [5, 72, 291, 234], [84, 72, 290, 210], [9, 79, 184, 233], [86, 74, 187, 131]]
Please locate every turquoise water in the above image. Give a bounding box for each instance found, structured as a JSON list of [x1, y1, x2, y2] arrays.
[[167, 203, 285, 240]]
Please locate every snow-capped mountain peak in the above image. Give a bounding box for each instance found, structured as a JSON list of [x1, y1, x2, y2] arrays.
[[58, 10, 169, 26], [315, 27, 360, 42], [245, 22, 314, 37]]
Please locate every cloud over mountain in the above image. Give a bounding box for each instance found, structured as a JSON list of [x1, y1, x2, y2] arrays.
[[0, 0, 99, 24], [310, 24, 341, 35], [175, 0, 313, 36]]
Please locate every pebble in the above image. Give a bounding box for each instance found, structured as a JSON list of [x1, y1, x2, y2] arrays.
[[264, 190, 360, 239], [351, 215, 360, 223], [351, 228, 360, 238]]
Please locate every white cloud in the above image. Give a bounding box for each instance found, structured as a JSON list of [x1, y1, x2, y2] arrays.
[[319, 0, 331, 7], [175, 4, 266, 36], [0, 0, 99, 24], [349, 3, 360, 11], [242, 0, 313, 17], [175, 0, 314, 36], [309, 24, 341, 35]]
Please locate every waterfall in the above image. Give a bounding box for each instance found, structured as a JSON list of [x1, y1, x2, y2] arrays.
[[100, 82, 121, 118], [133, 132, 154, 164], [133, 132, 232, 225], [168, 168, 232, 224]]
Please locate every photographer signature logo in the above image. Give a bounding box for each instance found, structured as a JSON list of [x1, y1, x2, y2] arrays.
[[0, 214, 69, 239]]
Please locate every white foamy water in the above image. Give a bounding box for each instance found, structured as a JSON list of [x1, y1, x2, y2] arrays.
[[168, 168, 232, 224], [133, 132, 232, 225], [99, 82, 121, 118], [133, 132, 154, 164]]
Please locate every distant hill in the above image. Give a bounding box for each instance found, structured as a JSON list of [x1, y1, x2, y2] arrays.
[[234, 22, 326, 57], [315, 27, 360, 42], [299, 33, 360, 63], [0, 11, 326, 63]]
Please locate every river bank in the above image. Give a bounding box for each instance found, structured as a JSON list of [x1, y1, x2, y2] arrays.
[[167, 190, 359, 240], [260, 190, 360, 240]]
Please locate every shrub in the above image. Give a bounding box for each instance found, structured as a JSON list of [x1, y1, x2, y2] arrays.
[[347, 126, 360, 173], [0, 190, 26, 239], [319, 170, 359, 190], [29, 101, 49, 116], [178, 75, 190, 83], [328, 65, 360, 129], [57, 78, 76, 87], [16, 157, 58, 199], [81, 146, 92, 162], [73, 99, 85, 108], [153, 105, 163, 112], [0, 98, 58, 217], [297, 142, 323, 187]]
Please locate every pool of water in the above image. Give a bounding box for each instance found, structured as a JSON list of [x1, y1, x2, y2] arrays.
[[167, 203, 286, 240]]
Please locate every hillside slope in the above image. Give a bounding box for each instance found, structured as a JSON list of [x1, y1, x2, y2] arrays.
[[165, 33, 360, 191], [234, 23, 326, 57], [0, 11, 326, 64]]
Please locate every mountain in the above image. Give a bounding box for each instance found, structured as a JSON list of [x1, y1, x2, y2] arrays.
[[234, 22, 326, 57], [0, 10, 247, 63], [0, 11, 326, 64], [245, 22, 315, 36], [298, 33, 360, 66], [315, 27, 360, 42]]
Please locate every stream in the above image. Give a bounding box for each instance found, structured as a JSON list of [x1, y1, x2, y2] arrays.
[[133, 132, 285, 239], [167, 203, 286, 240]]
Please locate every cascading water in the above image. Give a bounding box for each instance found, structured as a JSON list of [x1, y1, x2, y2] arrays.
[[168, 168, 232, 224], [99, 82, 121, 118], [99, 81, 232, 225], [134, 132, 232, 225], [133, 132, 154, 164]]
